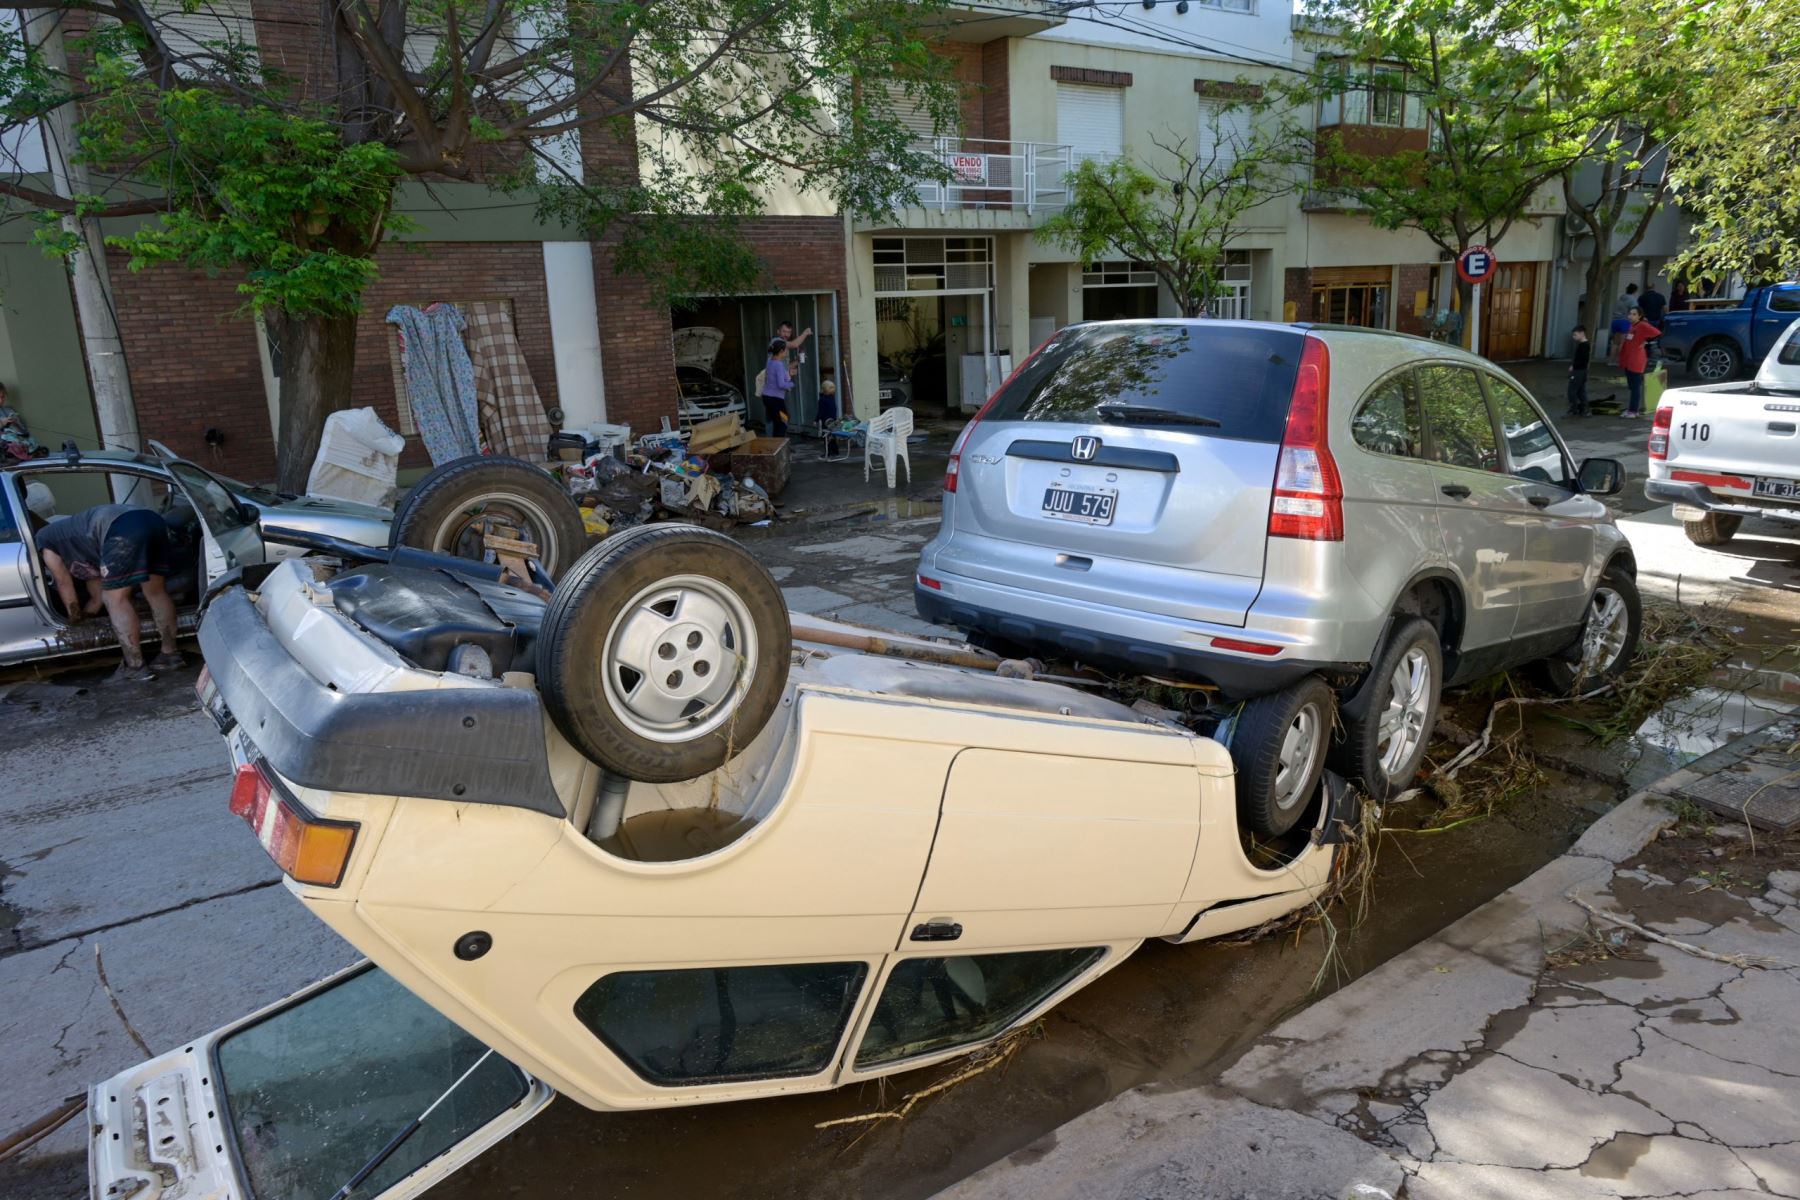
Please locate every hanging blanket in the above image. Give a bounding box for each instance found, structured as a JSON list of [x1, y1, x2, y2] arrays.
[[386, 304, 481, 464], [464, 301, 555, 459]]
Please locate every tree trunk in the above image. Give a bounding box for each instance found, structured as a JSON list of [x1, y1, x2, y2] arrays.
[[1581, 256, 1614, 357], [273, 310, 360, 493]]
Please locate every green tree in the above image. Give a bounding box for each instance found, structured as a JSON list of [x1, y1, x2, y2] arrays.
[[3, 0, 959, 488], [1040, 123, 1295, 319], [1667, 0, 1800, 283], [1286, 0, 1606, 327]]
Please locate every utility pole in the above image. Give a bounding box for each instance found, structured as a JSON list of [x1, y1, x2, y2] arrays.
[[26, 8, 142, 476]]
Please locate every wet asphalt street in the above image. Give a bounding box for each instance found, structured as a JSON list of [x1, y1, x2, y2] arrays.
[[3, 398, 1800, 1199]]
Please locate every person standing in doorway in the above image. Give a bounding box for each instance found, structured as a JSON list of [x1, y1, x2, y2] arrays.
[[1567, 326, 1592, 417], [37, 503, 184, 679], [760, 338, 796, 438], [776, 321, 812, 361], [1617, 306, 1662, 418], [1640, 280, 1668, 326]]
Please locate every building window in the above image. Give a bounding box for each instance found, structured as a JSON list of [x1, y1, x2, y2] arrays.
[[1188, 0, 1253, 11], [1320, 61, 1426, 130], [1312, 267, 1392, 329], [1081, 260, 1158, 288], [872, 236, 994, 294], [1055, 82, 1125, 166], [1196, 100, 1254, 169], [1213, 251, 1253, 320]]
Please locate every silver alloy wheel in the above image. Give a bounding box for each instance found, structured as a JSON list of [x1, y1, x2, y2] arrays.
[[1579, 586, 1631, 679], [430, 492, 560, 572], [1694, 345, 1735, 381], [602, 573, 758, 743], [1377, 646, 1434, 776], [1272, 700, 1325, 814]]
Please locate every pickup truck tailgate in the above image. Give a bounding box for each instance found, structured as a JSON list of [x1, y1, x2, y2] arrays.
[[1659, 381, 1800, 499]]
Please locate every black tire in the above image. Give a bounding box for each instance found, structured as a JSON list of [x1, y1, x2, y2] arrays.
[[1224, 675, 1336, 838], [1328, 617, 1443, 801], [1682, 512, 1742, 547], [540, 524, 791, 782], [390, 455, 587, 578], [1538, 563, 1642, 695], [1690, 339, 1740, 383]]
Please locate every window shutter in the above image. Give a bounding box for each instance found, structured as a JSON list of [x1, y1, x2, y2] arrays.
[[1197, 101, 1253, 168], [884, 83, 946, 141], [1056, 83, 1124, 164]]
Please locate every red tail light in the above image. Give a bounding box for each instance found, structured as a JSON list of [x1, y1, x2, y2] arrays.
[[1211, 636, 1284, 656], [230, 761, 358, 887], [1268, 337, 1344, 541], [1648, 406, 1672, 460], [945, 338, 1053, 493]]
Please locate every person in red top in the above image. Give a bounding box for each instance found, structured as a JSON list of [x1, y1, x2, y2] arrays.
[[1617, 306, 1662, 417]]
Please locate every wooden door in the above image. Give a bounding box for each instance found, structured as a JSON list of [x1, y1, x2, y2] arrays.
[[1484, 262, 1537, 360]]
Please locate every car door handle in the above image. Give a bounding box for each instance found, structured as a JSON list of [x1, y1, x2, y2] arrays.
[[910, 921, 964, 943], [1527, 494, 1552, 509], [1439, 484, 1472, 499]]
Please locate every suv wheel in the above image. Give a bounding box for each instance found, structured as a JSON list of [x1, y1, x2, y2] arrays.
[[1329, 616, 1442, 800], [1224, 676, 1335, 838], [1682, 512, 1742, 547], [1539, 565, 1642, 695]]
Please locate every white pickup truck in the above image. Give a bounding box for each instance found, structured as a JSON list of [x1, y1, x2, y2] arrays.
[[1646, 317, 1800, 545]]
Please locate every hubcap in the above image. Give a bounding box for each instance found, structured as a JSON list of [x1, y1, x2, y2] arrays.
[[603, 575, 757, 743], [1695, 347, 1733, 381], [1377, 647, 1433, 776], [432, 492, 559, 573], [1579, 587, 1631, 679], [1272, 701, 1325, 813]]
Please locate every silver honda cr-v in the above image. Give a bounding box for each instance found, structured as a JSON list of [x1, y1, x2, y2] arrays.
[[916, 321, 1637, 835]]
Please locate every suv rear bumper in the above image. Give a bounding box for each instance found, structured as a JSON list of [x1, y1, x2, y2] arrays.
[[1645, 479, 1800, 525], [914, 579, 1359, 698]]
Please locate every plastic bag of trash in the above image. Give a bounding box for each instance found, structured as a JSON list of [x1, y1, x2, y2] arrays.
[[307, 408, 405, 507], [736, 476, 773, 520]]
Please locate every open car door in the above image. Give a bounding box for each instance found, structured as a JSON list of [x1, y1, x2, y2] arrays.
[[88, 964, 554, 1200], [150, 441, 266, 586]]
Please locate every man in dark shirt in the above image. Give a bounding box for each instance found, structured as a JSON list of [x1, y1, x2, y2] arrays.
[[1567, 326, 1592, 417], [1640, 282, 1668, 325], [38, 503, 183, 677]]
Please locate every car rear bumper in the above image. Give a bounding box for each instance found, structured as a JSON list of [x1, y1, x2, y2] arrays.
[[914, 578, 1360, 698], [1645, 479, 1800, 524]]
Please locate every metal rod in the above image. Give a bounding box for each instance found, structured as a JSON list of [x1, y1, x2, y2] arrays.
[[328, 1049, 496, 1200]]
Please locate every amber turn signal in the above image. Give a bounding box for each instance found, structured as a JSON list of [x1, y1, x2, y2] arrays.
[[229, 761, 358, 887]]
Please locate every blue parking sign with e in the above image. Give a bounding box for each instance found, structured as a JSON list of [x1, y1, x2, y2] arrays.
[[1458, 246, 1496, 284]]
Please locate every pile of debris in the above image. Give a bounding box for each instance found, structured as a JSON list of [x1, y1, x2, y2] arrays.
[[550, 413, 791, 536]]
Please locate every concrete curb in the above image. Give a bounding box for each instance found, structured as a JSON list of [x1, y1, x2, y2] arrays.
[[934, 789, 1679, 1200]]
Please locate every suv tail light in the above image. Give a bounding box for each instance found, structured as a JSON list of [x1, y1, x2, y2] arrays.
[[945, 339, 1052, 493], [229, 761, 358, 887], [1648, 406, 1672, 460], [1268, 337, 1344, 541]]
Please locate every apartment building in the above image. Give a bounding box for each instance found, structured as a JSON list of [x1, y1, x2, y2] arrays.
[[1, 0, 1575, 483]]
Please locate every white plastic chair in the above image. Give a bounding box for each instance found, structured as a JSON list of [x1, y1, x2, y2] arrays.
[[864, 407, 914, 488]]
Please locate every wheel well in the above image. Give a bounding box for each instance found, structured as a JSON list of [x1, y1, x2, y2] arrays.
[[1690, 335, 1740, 362], [1395, 575, 1462, 656], [1605, 548, 1637, 579]]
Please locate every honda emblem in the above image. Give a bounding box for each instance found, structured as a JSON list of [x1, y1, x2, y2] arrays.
[[1071, 436, 1101, 461]]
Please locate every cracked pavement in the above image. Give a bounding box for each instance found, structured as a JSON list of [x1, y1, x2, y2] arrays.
[[938, 762, 1800, 1200], [0, 667, 357, 1196]]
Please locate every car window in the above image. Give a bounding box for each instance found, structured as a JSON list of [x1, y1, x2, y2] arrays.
[[574, 962, 868, 1085], [855, 948, 1105, 1069], [1417, 366, 1502, 473], [215, 968, 532, 1200], [1769, 290, 1800, 314], [1486, 376, 1573, 486], [167, 461, 251, 535], [982, 323, 1306, 444], [0, 482, 18, 545], [1351, 374, 1424, 459]]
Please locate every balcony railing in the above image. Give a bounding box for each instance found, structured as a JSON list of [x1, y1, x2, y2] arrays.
[[906, 138, 1077, 215]]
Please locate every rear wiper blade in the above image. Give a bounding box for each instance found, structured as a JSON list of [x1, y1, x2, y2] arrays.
[[1094, 404, 1222, 428]]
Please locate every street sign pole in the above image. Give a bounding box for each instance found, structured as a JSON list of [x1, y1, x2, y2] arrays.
[[1471, 282, 1481, 355], [1456, 245, 1495, 357]]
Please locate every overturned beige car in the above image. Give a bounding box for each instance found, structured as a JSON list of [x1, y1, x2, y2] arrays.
[[89, 526, 1351, 1200]]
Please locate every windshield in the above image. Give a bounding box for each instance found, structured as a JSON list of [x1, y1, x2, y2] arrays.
[[984, 323, 1304, 443], [211, 471, 287, 505]]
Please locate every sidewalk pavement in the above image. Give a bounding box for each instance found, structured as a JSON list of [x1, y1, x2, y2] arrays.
[[938, 721, 1800, 1200]]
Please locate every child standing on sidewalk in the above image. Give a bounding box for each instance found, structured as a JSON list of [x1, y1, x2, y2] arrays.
[[1567, 326, 1591, 417]]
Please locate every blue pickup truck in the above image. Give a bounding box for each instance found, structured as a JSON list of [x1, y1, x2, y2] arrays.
[[1660, 282, 1800, 382]]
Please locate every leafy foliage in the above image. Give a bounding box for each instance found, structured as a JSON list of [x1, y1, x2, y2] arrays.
[[1040, 121, 1293, 318]]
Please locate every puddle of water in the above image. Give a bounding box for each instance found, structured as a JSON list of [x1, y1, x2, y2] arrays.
[[1634, 662, 1800, 768]]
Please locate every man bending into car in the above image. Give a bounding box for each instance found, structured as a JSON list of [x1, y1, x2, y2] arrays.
[[38, 503, 184, 679]]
